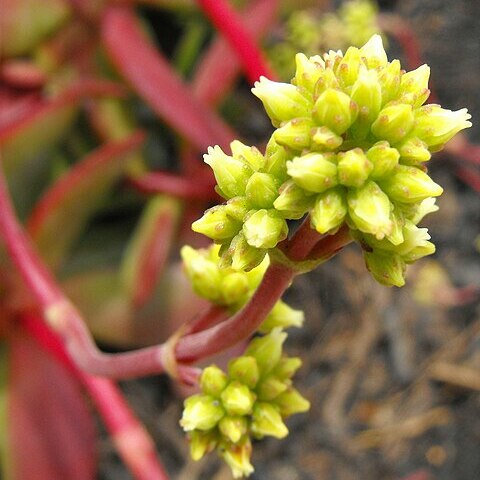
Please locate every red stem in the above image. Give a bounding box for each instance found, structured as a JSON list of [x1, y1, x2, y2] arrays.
[[20, 314, 170, 480], [196, 0, 276, 84]]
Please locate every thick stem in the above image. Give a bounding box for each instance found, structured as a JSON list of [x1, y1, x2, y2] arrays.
[[279, 216, 322, 261], [196, 0, 275, 84], [20, 313, 170, 480]]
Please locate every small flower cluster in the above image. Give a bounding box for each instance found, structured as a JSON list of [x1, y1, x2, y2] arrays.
[[194, 35, 471, 285], [180, 329, 310, 478], [181, 244, 303, 333]]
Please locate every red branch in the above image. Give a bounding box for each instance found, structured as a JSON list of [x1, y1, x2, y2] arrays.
[[196, 0, 275, 84]]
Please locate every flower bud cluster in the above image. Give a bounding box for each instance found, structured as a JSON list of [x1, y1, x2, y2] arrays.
[[180, 329, 310, 478], [181, 244, 304, 332]]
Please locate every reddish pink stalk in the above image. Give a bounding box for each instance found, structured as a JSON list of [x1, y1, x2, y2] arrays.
[[196, 0, 275, 84], [128, 171, 219, 201], [193, 0, 279, 106], [20, 313, 170, 480], [455, 166, 480, 192], [101, 6, 235, 151]]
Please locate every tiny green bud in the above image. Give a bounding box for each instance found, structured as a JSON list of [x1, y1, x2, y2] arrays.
[[311, 126, 343, 150], [245, 328, 287, 376], [274, 388, 311, 417], [312, 67, 340, 97], [180, 394, 224, 431], [264, 137, 290, 180], [403, 240, 435, 263], [380, 165, 443, 203], [218, 416, 248, 444], [192, 206, 242, 241], [412, 105, 472, 150], [377, 59, 401, 105], [189, 430, 217, 461], [272, 357, 302, 380], [336, 46, 362, 87], [221, 272, 250, 305], [311, 187, 347, 234], [399, 64, 430, 108], [312, 88, 357, 135], [366, 141, 400, 179], [219, 438, 254, 479], [364, 250, 406, 287], [200, 365, 228, 397], [274, 117, 314, 151], [371, 104, 415, 144], [245, 172, 279, 209], [258, 300, 304, 333], [294, 53, 324, 92], [359, 34, 388, 69], [225, 196, 250, 222], [273, 180, 315, 220], [220, 381, 256, 416], [243, 209, 288, 249], [386, 207, 405, 246], [252, 76, 312, 127], [204, 146, 253, 199], [397, 138, 431, 165], [256, 375, 289, 401], [347, 181, 392, 239], [229, 233, 267, 271], [287, 152, 338, 193], [230, 140, 265, 171], [337, 148, 373, 187], [228, 356, 260, 389], [251, 402, 288, 439]]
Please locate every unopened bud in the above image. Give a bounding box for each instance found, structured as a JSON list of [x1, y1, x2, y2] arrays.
[[274, 388, 311, 417], [337, 148, 373, 187], [221, 272, 250, 305], [225, 196, 249, 222], [228, 356, 259, 389], [336, 46, 362, 87], [364, 250, 406, 287], [192, 206, 242, 241], [259, 300, 304, 333], [229, 233, 267, 271], [245, 172, 279, 209], [272, 357, 302, 380], [399, 64, 430, 108], [274, 117, 314, 151], [264, 137, 289, 180], [256, 375, 289, 401], [200, 365, 228, 397], [230, 140, 265, 171], [219, 438, 254, 479], [243, 209, 288, 249], [294, 53, 324, 93], [311, 126, 343, 150], [245, 328, 287, 376], [313, 88, 357, 135], [371, 104, 415, 144], [218, 415, 248, 444], [359, 34, 388, 69], [377, 59, 401, 104], [273, 180, 315, 219], [220, 381, 256, 416], [287, 152, 338, 193], [366, 141, 399, 179], [398, 138, 431, 165], [189, 430, 217, 461], [311, 187, 347, 234], [180, 394, 224, 431], [251, 402, 288, 439]]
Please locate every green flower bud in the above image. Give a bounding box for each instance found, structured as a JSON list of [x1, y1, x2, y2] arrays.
[[380, 165, 443, 203], [399, 64, 430, 108], [274, 388, 311, 417], [412, 105, 472, 151], [337, 148, 373, 187], [386, 207, 405, 246], [251, 402, 288, 439], [397, 138, 431, 165], [294, 53, 324, 92], [225, 196, 249, 222], [258, 300, 304, 333], [312, 67, 340, 97], [219, 438, 254, 479], [181, 246, 222, 302], [200, 365, 228, 397], [350, 68, 382, 138], [336, 46, 362, 87], [192, 206, 242, 241], [228, 356, 260, 389], [272, 357, 302, 380], [264, 137, 290, 180], [311, 126, 343, 151], [189, 430, 217, 461], [366, 141, 399, 179], [230, 140, 265, 171], [359, 34, 388, 69], [229, 233, 267, 271], [403, 240, 435, 263], [273, 180, 315, 219], [312, 88, 357, 135], [256, 375, 289, 401], [364, 250, 406, 287], [347, 181, 392, 239], [371, 104, 415, 144], [252, 76, 312, 127], [245, 328, 287, 376], [221, 272, 250, 305], [204, 146, 253, 199], [218, 416, 248, 444], [220, 381, 256, 416], [287, 152, 338, 193], [245, 172, 279, 209], [274, 117, 314, 151], [180, 394, 224, 431], [243, 209, 288, 249], [311, 187, 347, 234], [377, 59, 401, 105]]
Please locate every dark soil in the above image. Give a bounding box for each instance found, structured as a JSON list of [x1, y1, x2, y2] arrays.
[[99, 1, 480, 479]]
